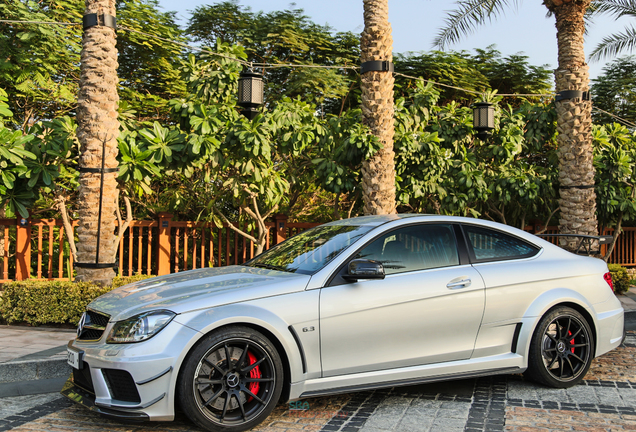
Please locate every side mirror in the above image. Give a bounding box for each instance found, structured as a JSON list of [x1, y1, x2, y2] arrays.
[[342, 259, 385, 282]]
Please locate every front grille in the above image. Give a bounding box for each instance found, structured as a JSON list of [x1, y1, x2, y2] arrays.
[[73, 362, 94, 394], [103, 369, 141, 403], [78, 309, 110, 341], [87, 310, 109, 327]]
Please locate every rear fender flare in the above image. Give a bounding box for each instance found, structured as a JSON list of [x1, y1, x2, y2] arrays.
[[515, 288, 596, 361]]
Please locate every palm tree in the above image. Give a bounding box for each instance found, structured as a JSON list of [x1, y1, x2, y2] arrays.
[[436, 0, 598, 250], [360, 0, 396, 215], [589, 0, 636, 61], [75, 0, 121, 285]]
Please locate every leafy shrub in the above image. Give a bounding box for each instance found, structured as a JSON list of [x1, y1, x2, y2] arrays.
[[608, 264, 631, 295], [0, 275, 155, 326]]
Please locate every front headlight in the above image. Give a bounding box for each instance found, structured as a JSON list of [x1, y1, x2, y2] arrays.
[[106, 310, 175, 343]]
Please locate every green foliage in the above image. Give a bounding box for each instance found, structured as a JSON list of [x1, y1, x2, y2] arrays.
[[0, 275, 155, 326], [0, 0, 82, 127], [608, 264, 631, 294], [187, 1, 359, 114], [0, 280, 110, 325], [593, 123, 636, 228], [392, 81, 557, 225], [394, 47, 552, 108], [591, 56, 636, 126]]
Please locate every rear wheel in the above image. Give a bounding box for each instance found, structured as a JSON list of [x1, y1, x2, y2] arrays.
[[525, 306, 594, 388], [178, 326, 283, 432]]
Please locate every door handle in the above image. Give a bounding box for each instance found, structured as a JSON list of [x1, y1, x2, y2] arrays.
[[446, 278, 471, 289]]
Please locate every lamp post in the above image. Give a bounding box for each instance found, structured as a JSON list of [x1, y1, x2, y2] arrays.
[[238, 69, 264, 120], [473, 102, 495, 140]]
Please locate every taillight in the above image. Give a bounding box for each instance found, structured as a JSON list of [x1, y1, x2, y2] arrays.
[[603, 272, 614, 292]]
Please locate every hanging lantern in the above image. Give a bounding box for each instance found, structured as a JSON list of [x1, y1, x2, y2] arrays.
[[473, 102, 495, 140], [238, 69, 264, 120]]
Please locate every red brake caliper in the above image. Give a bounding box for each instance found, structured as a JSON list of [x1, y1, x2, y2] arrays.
[[247, 351, 261, 401], [568, 330, 575, 353]]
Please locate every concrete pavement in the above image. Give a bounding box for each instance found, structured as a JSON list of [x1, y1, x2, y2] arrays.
[[0, 293, 635, 432]]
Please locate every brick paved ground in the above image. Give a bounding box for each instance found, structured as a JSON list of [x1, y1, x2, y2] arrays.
[[2, 331, 635, 432]]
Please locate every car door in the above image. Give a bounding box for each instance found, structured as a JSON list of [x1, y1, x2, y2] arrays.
[[319, 223, 486, 377]]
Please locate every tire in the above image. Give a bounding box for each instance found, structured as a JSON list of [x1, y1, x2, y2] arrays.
[[524, 306, 594, 388], [177, 326, 284, 432]]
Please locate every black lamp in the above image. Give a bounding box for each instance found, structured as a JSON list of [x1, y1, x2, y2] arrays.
[[238, 69, 264, 120], [473, 102, 495, 140]]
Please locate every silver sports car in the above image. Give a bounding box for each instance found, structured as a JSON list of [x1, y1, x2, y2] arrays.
[[62, 214, 625, 432]]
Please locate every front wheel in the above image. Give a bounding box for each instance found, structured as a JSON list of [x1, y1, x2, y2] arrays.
[[525, 306, 594, 388], [177, 326, 284, 432]]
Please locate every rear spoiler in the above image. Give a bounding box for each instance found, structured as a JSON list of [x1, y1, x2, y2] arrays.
[[535, 234, 613, 256]]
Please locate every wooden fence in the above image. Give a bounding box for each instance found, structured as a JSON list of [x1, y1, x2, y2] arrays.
[[0, 216, 633, 283], [0, 214, 320, 283]]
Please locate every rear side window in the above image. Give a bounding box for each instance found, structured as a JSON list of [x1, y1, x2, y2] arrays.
[[463, 225, 539, 262]]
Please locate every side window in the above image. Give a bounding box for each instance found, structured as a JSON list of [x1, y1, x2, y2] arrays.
[[356, 224, 459, 275], [463, 225, 539, 262]]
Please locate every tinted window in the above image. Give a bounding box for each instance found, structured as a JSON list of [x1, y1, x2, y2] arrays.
[[356, 224, 459, 275], [463, 225, 538, 261]]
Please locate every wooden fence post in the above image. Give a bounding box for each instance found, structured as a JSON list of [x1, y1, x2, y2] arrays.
[[157, 213, 173, 276], [274, 214, 288, 244], [16, 217, 31, 280]]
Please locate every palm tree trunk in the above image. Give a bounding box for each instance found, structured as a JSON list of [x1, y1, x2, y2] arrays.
[[75, 0, 120, 285], [546, 0, 598, 250], [360, 0, 396, 215]]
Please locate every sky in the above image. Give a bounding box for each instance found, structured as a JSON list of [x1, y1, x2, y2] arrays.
[[157, 0, 630, 81]]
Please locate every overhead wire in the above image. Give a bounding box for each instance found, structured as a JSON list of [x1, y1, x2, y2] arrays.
[[592, 107, 636, 128], [2, 17, 636, 129]]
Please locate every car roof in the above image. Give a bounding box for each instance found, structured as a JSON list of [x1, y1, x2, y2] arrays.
[[321, 214, 420, 227], [322, 214, 555, 250]]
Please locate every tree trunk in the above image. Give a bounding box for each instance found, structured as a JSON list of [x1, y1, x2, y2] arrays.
[[75, 0, 120, 285], [546, 0, 598, 251], [360, 0, 396, 215]]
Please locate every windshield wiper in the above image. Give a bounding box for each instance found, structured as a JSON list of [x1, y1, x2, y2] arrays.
[[251, 263, 291, 272]]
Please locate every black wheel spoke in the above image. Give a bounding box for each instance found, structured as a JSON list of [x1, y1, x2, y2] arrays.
[[547, 353, 558, 370], [565, 356, 576, 376], [243, 387, 265, 405], [564, 317, 572, 338], [569, 352, 585, 365], [237, 343, 250, 369], [570, 327, 583, 340], [235, 393, 246, 420], [203, 358, 226, 376], [241, 356, 265, 374], [546, 333, 559, 344], [244, 377, 274, 383], [572, 343, 589, 348], [559, 357, 564, 377], [220, 392, 231, 420], [203, 388, 225, 407], [224, 344, 233, 369], [555, 320, 562, 339], [196, 378, 223, 385], [544, 347, 557, 353]]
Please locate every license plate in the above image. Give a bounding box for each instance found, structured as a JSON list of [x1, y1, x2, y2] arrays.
[[67, 346, 83, 369]]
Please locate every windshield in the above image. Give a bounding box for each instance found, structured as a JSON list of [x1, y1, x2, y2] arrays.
[[246, 224, 373, 275]]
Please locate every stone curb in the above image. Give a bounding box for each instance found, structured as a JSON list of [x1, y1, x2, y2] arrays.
[[0, 359, 70, 384]]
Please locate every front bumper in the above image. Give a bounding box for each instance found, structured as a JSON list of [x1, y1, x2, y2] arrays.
[[61, 378, 149, 421], [62, 319, 200, 421]]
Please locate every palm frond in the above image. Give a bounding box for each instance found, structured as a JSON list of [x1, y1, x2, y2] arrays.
[[589, 25, 636, 61], [433, 0, 521, 50], [589, 0, 636, 18]]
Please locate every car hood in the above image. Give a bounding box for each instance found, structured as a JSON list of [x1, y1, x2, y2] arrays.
[[89, 266, 311, 321]]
